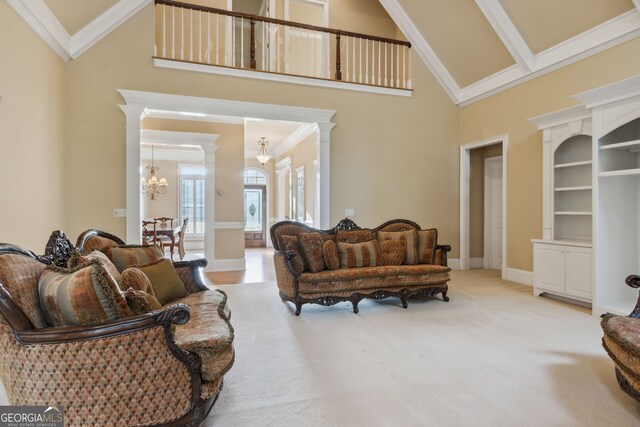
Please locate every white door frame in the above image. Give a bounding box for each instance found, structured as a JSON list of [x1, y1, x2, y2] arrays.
[[484, 155, 503, 270], [119, 90, 336, 271], [460, 135, 508, 279]]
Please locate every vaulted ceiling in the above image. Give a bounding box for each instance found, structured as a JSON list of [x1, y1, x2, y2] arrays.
[[9, 0, 640, 105]]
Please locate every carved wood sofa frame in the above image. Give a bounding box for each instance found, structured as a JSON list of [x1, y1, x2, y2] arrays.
[[0, 230, 220, 426], [271, 218, 452, 315], [602, 274, 640, 402]]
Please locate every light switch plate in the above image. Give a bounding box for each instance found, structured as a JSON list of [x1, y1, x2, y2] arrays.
[[113, 209, 127, 217], [345, 209, 355, 216]]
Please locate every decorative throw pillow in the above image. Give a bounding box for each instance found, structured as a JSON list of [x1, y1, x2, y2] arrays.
[[121, 267, 157, 297], [322, 240, 340, 270], [379, 240, 405, 266], [280, 235, 306, 274], [136, 258, 187, 305], [417, 229, 438, 264], [298, 233, 334, 273], [337, 240, 381, 268], [336, 229, 373, 244], [102, 244, 164, 273], [378, 230, 418, 265], [68, 250, 121, 282], [83, 236, 119, 253], [124, 288, 162, 315], [38, 260, 132, 327]]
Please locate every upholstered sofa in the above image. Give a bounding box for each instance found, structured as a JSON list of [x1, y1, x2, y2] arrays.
[[271, 218, 452, 315], [0, 229, 233, 426], [601, 275, 640, 402]]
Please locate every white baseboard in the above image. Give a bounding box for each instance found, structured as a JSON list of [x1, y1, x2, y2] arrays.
[[506, 268, 533, 286], [448, 258, 460, 270], [470, 258, 483, 269], [204, 258, 246, 272]]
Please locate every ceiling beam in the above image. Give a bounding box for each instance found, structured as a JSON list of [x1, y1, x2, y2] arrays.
[[474, 0, 534, 72], [379, 0, 461, 104]]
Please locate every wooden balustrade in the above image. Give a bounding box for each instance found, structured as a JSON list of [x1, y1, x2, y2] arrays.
[[154, 0, 412, 89]]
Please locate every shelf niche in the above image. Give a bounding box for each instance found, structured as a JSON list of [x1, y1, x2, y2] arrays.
[[554, 134, 592, 242], [599, 117, 640, 175]]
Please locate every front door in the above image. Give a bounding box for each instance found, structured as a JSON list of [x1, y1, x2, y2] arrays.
[[244, 184, 267, 247]]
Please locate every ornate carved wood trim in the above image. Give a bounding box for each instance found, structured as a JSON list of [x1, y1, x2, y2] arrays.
[[280, 283, 449, 315], [43, 230, 74, 267], [625, 275, 640, 318], [174, 258, 210, 292], [75, 229, 126, 250], [0, 284, 35, 332]]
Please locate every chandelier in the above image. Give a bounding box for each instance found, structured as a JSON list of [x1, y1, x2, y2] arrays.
[[256, 137, 271, 165], [141, 145, 168, 200]]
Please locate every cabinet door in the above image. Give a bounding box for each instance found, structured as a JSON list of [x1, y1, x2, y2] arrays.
[[533, 244, 565, 292], [565, 247, 592, 300]]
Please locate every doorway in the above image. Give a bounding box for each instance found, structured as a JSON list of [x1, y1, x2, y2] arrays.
[[244, 168, 269, 248], [460, 135, 508, 278]]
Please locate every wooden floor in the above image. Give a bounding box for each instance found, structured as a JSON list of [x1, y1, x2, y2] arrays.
[[205, 247, 275, 285]]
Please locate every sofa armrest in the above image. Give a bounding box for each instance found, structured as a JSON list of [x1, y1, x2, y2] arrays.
[[625, 275, 640, 318], [274, 250, 299, 298], [173, 258, 210, 293], [3, 305, 202, 425], [435, 244, 452, 267]]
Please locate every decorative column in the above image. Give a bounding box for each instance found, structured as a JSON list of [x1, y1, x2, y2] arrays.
[[275, 157, 292, 220], [119, 104, 147, 244], [201, 144, 219, 272], [541, 129, 552, 240], [317, 123, 335, 229]]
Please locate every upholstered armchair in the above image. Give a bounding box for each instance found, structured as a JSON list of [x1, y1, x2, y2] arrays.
[[601, 275, 640, 402], [0, 231, 231, 426]]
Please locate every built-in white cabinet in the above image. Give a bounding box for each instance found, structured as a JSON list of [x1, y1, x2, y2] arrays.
[[529, 106, 593, 304], [533, 241, 592, 302]]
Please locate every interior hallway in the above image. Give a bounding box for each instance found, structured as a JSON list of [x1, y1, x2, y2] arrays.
[[205, 248, 275, 285]]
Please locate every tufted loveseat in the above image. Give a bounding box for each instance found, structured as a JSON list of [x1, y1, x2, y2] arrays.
[[271, 218, 452, 315], [0, 229, 233, 426]]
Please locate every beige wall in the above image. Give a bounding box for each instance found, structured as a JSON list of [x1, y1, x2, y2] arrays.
[[469, 144, 503, 258], [62, 4, 459, 256], [275, 133, 318, 224], [0, 3, 66, 251], [460, 37, 640, 271]]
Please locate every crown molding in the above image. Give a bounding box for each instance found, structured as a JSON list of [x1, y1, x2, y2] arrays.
[[528, 105, 591, 130], [458, 9, 640, 105], [7, 0, 71, 61], [275, 157, 292, 170], [572, 75, 640, 108], [70, 0, 152, 59], [272, 123, 318, 158], [378, 0, 461, 104], [120, 89, 337, 124], [473, 0, 534, 72], [141, 146, 204, 162], [7, 0, 151, 61]]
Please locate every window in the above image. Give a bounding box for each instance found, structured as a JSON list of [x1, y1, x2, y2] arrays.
[[244, 168, 268, 185], [296, 166, 304, 222], [179, 165, 205, 236]]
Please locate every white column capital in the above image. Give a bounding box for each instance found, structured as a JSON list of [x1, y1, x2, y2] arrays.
[[317, 122, 335, 144], [275, 156, 292, 171], [119, 104, 147, 124]]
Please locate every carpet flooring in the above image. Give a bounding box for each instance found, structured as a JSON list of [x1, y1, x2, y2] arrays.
[[206, 269, 640, 426]]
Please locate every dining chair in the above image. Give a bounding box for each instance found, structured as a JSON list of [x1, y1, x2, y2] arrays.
[[141, 220, 163, 248], [154, 217, 174, 230], [176, 218, 189, 260]]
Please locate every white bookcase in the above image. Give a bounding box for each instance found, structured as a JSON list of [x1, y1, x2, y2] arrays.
[[529, 105, 593, 304], [573, 76, 640, 316]]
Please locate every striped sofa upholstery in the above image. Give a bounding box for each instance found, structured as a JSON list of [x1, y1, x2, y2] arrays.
[[271, 218, 452, 315]]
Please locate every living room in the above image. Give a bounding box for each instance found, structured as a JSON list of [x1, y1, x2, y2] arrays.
[[2, 0, 640, 425]]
